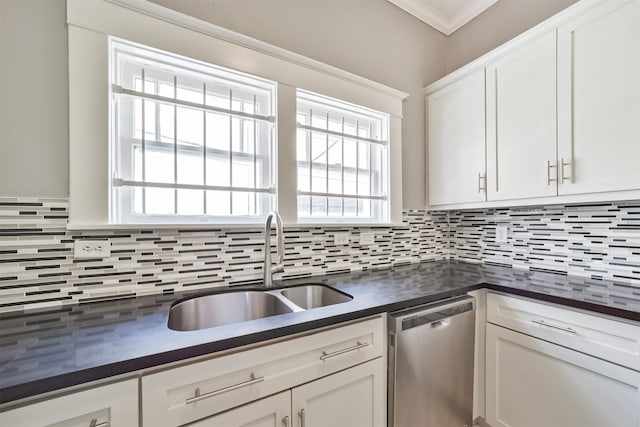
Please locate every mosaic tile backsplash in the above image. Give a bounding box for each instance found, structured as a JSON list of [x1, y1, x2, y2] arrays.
[[0, 198, 449, 312], [449, 202, 640, 284], [2, 197, 640, 312]]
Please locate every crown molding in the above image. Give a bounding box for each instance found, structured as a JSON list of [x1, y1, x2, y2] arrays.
[[387, 0, 498, 35]]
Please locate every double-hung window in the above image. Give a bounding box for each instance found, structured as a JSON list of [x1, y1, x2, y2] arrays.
[[296, 90, 390, 223], [110, 39, 276, 224]]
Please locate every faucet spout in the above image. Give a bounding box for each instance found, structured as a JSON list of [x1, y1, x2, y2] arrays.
[[263, 211, 284, 288]]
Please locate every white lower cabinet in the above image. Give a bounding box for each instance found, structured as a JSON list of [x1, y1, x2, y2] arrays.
[[486, 323, 640, 427], [188, 357, 384, 427], [142, 316, 385, 427], [188, 391, 291, 427], [0, 379, 138, 427], [292, 358, 385, 427]]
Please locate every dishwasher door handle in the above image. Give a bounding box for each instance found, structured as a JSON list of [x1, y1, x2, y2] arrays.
[[400, 300, 474, 331], [430, 319, 451, 329]]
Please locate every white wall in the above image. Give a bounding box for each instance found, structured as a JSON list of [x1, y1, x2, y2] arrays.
[[445, 0, 577, 73], [0, 0, 69, 197], [0, 0, 576, 207], [148, 0, 448, 209]]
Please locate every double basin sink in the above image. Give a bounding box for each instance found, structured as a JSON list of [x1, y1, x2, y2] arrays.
[[168, 284, 353, 331]]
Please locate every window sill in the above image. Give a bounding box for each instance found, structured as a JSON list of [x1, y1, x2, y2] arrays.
[[66, 222, 405, 231]]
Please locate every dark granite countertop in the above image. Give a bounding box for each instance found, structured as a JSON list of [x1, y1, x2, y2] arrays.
[[1, 260, 639, 405]]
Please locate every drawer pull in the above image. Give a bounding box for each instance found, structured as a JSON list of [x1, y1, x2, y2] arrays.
[[320, 341, 369, 360], [298, 409, 305, 427], [531, 319, 578, 335], [282, 415, 290, 427], [89, 419, 109, 427], [186, 372, 264, 404]]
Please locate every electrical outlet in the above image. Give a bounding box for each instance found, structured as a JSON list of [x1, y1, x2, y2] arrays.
[[334, 233, 350, 245], [74, 240, 111, 259], [359, 232, 375, 245], [495, 223, 508, 243]]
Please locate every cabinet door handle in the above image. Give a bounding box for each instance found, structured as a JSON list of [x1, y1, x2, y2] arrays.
[[531, 319, 578, 335], [282, 415, 290, 427], [320, 341, 369, 360], [89, 419, 109, 427], [547, 160, 557, 185], [298, 409, 305, 427], [478, 173, 486, 193], [186, 372, 264, 404], [560, 158, 572, 183]]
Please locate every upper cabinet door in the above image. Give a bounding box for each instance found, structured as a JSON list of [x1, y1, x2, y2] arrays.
[[486, 31, 558, 201], [428, 69, 487, 206], [557, 0, 640, 196]]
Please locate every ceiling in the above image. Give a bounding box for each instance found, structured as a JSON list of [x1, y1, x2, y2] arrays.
[[387, 0, 499, 35]]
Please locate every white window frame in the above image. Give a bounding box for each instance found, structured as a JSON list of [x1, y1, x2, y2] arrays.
[[109, 38, 277, 224], [295, 90, 390, 223], [66, 0, 407, 228]]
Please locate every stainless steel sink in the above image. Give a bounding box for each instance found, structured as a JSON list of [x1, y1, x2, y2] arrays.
[[168, 285, 353, 331], [168, 291, 294, 331], [280, 284, 353, 309]]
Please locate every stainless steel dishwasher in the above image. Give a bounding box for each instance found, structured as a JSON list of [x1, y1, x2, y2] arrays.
[[388, 295, 475, 427]]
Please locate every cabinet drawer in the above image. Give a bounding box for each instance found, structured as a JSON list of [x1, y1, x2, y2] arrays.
[[142, 316, 384, 427], [487, 293, 640, 370], [0, 379, 138, 427]]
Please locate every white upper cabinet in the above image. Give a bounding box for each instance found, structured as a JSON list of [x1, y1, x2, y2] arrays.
[[486, 31, 558, 201], [557, 0, 640, 196], [425, 0, 640, 210], [427, 68, 487, 206]]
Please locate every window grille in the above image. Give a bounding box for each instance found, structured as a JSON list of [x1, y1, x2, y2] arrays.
[[296, 90, 389, 222], [110, 38, 276, 224]]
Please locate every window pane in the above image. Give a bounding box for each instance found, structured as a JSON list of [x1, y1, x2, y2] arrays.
[[177, 189, 204, 215], [206, 190, 231, 215], [145, 187, 174, 214], [206, 112, 230, 151], [177, 148, 203, 185], [145, 149, 174, 184], [177, 106, 203, 147], [296, 90, 389, 222], [206, 156, 230, 187], [297, 195, 311, 217], [328, 197, 342, 216], [111, 38, 276, 224], [310, 196, 327, 216], [311, 133, 327, 193], [232, 191, 253, 216]]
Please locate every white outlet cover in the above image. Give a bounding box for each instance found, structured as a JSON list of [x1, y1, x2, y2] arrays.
[[495, 223, 508, 243], [359, 232, 375, 245], [334, 233, 350, 245], [74, 240, 111, 259]]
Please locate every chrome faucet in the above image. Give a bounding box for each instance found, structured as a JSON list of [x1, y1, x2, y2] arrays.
[[263, 211, 284, 287]]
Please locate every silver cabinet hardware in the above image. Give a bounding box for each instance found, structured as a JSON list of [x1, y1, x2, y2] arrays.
[[531, 319, 578, 335], [320, 341, 370, 360], [478, 173, 486, 193], [186, 372, 264, 404], [298, 409, 305, 427], [282, 415, 290, 427], [560, 158, 572, 183], [89, 419, 109, 427], [547, 160, 557, 185]]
